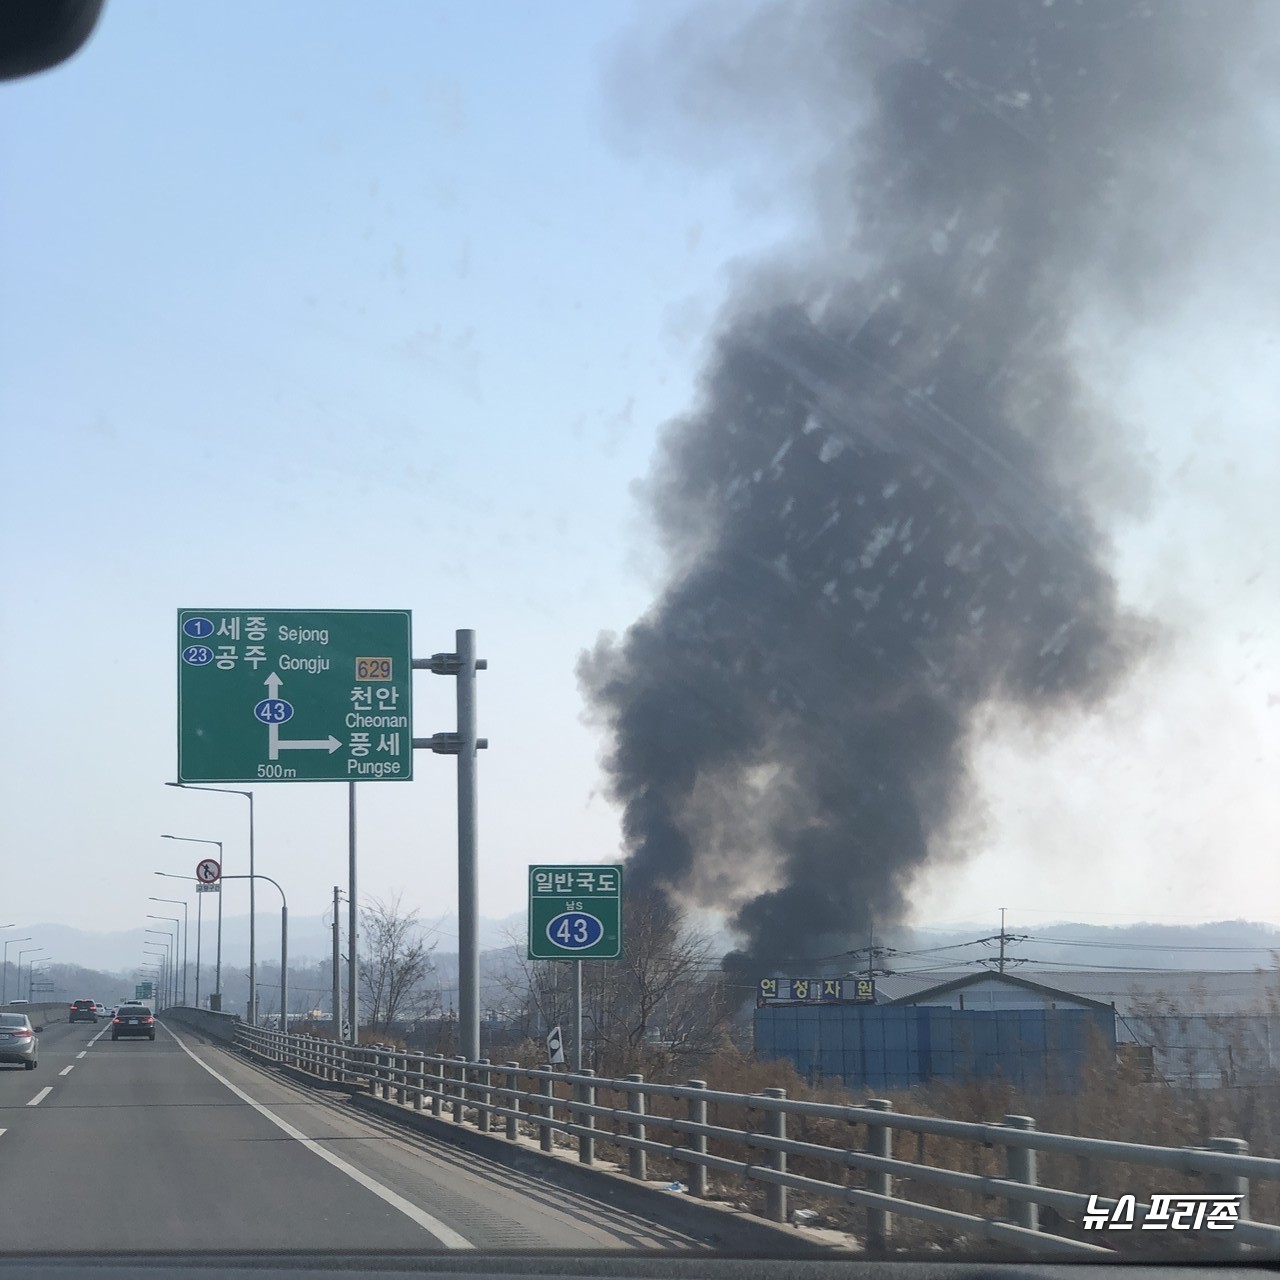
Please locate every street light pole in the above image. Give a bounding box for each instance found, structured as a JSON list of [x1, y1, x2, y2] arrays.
[[144, 929, 174, 1007], [16, 949, 43, 1003], [150, 899, 189, 1004], [162, 835, 223, 1006], [157, 875, 204, 1007], [221, 874, 286, 1033], [165, 785, 255, 1024], [2, 937, 31, 1005], [147, 916, 181, 1006]]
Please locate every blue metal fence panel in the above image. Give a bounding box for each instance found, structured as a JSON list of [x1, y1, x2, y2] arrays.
[[755, 1004, 1116, 1093]]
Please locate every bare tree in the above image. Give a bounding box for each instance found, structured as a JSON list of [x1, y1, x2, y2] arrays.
[[359, 892, 439, 1032]]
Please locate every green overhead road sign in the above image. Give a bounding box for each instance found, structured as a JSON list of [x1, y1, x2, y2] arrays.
[[135, 982, 154, 1001], [178, 609, 413, 783], [528, 864, 622, 961]]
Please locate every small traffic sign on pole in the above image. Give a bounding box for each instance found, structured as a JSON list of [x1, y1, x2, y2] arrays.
[[546, 1025, 565, 1065], [196, 858, 221, 885]]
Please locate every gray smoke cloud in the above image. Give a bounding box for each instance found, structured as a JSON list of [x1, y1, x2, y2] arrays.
[[579, 0, 1267, 977]]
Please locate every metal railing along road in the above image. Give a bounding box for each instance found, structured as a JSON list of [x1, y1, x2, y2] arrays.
[[233, 1023, 1280, 1257]]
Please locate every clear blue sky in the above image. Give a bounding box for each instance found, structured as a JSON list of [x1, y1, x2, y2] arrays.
[[1, 1, 1276, 953]]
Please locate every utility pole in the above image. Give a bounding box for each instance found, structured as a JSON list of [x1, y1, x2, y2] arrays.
[[331, 884, 342, 1036], [999, 907, 1006, 975], [348, 784, 358, 1044]]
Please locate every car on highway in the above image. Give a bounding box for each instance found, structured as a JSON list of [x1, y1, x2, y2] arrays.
[[8, 999, 29, 1006], [69, 999, 98, 1023], [111, 1005, 156, 1041], [0, 1014, 41, 1070]]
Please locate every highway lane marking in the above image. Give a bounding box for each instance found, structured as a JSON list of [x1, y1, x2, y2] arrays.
[[76, 1052, 86, 1059], [59, 1066, 74, 1077], [26, 1088, 52, 1106], [162, 1024, 473, 1250], [88, 1027, 109, 1046]]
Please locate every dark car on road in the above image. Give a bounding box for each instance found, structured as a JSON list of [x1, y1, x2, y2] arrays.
[[0, 1013, 41, 1069], [69, 999, 98, 1023], [111, 1005, 155, 1041]]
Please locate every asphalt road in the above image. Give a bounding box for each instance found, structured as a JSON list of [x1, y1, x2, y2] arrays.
[[0, 1017, 703, 1253]]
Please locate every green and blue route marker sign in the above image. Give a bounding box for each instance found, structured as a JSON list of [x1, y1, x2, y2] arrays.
[[178, 609, 412, 783], [527, 865, 622, 961]]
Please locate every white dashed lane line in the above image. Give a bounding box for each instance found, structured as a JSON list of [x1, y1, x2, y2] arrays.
[[76, 1052, 86, 1059], [27, 1088, 52, 1107], [59, 1066, 74, 1077]]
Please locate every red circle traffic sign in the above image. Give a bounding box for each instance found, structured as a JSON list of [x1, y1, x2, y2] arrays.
[[196, 858, 221, 884]]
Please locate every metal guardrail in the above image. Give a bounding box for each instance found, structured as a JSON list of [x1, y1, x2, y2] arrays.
[[233, 1024, 1280, 1257]]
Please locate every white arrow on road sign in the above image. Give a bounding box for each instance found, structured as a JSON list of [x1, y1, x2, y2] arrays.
[[263, 671, 343, 760], [196, 858, 221, 884], [546, 1024, 565, 1065]]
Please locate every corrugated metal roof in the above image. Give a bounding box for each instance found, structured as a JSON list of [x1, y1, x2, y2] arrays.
[[884, 970, 1116, 1013], [875, 969, 1279, 1016]]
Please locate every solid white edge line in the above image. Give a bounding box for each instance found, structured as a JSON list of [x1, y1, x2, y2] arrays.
[[26, 1087, 52, 1106], [59, 1065, 74, 1076], [161, 1022, 473, 1250]]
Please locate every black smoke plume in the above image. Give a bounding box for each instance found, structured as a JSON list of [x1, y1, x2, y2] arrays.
[[579, 0, 1262, 978]]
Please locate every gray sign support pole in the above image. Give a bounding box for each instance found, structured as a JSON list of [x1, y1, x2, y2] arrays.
[[348, 783, 358, 1045], [248, 792, 256, 1026], [195, 892, 202, 1009], [215, 883, 222, 1004], [331, 885, 341, 1033], [280, 903, 288, 1033], [574, 959, 583, 1073], [413, 628, 487, 1064]]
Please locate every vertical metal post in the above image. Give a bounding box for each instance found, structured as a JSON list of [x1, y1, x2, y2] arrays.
[[504, 1062, 520, 1140], [626, 1074, 647, 1181], [686, 1080, 707, 1198], [1206, 1137, 1250, 1255], [195, 890, 202, 1008], [574, 959, 583, 1073], [215, 881, 222, 1002], [539, 1067, 554, 1152], [477, 1059, 491, 1132], [865, 1098, 894, 1250], [331, 885, 341, 1036], [763, 1088, 787, 1223], [452, 1055, 466, 1122], [577, 1068, 595, 1165], [247, 792, 256, 1026], [280, 903, 288, 1038], [180, 900, 189, 1004], [456, 628, 480, 1065], [1003, 1114, 1039, 1232], [348, 782, 358, 1045]]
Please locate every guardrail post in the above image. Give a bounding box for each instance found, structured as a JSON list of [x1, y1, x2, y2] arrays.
[[686, 1080, 708, 1198], [504, 1062, 520, 1140], [1206, 1137, 1250, 1255], [430, 1055, 444, 1117], [1003, 1114, 1039, 1232], [396, 1050, 408, 1104], [763, 1087, 787, 1223], [627, 1074, 647, 1181], [577, 1068, 596, 1165], [452, 1055, 466, 1122], [477, 1059, 492, 1133], [412, 1055, 425, 1110], [539, 1066, 555, 1153], [864, 1098, 893, 1250]]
